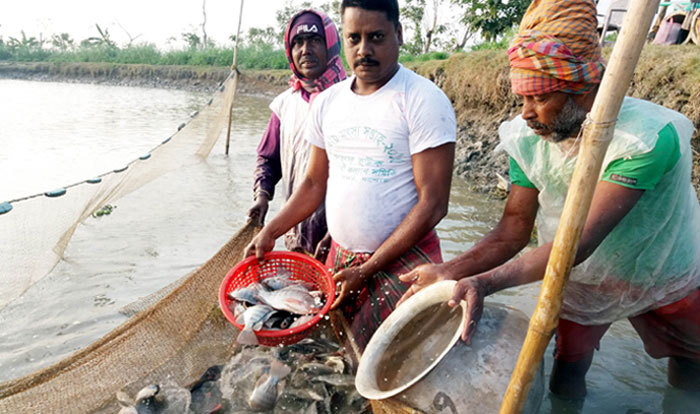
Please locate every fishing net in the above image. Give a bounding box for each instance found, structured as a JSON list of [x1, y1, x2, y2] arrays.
[[0, 222, 257, 412], [0, 70, 262, 411], [0, 71, 240, 311]]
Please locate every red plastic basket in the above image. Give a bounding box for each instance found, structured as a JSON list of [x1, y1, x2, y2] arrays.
[[219, 251, 335, 347]]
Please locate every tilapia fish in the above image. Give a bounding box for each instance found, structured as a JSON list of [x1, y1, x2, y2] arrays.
[[116, 384, 166, 414], [262, 269, 315, 291], [248, 359, 291, 411], [227, 267, 326, 339], [256, 285, 320, 315], [236, 304, 277, 345], [263, 311, 296, 330], [228, 284, 264, 304], [289, 314, 315, 329]]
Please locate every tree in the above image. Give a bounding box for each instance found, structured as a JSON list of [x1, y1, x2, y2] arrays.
[[181, 30, 202, 50], [241, 27, 278, 46], [80, 24, 116, 48], [275, 0, 313, 40], [114, 20, 142, 47], [176, 0, 211, 50], [319, 0, 341, 28], [455, 27, 475, 50], [452, 0, 529, 42], [421, 0, 444, 53], [401, 0, 447, 54], [7, 31, 44, 51], [401, 0, 426, 54], [201, 0, 209, 48], [51, 33, 75, 51]]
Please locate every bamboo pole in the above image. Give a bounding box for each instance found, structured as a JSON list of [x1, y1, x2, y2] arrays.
[[499, 1, 661, 412], [224, 0, 245, 155]]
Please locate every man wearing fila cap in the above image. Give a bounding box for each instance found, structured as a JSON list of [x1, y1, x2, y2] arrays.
[[399, 0, 700, 398], [247, 9, 346, 261]]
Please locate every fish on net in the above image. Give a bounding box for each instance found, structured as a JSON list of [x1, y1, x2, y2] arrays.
[[110, 331, 369, 414]]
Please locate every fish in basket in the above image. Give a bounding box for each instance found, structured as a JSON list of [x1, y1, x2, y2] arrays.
[[219, 251, 335, 346]]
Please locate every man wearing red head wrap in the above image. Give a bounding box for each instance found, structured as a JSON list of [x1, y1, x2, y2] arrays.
[[248, 9, 346, 260], [398, 0, 700, 399]]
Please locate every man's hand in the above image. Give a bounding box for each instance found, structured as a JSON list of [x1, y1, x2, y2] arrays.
[[313, 232, 332, 263], [244, 228, 276, 261], [448, 277, 487, 344], [396, 263, 454, 307], [247, 195, 270, 226], [331, 266, 369, 309]]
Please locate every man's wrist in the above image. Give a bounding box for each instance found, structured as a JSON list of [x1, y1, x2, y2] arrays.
[[254, 190, 271, 201], [440, 261, 463, 281], [357, 262, 375, 281], [260, 224, 279, 240]]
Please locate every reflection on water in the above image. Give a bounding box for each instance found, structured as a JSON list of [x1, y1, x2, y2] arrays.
[[1, 79, 699, 413], [0, 80, 213, 201]]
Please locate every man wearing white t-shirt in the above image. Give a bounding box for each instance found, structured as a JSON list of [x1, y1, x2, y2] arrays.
[[246, 0, 456, 350]]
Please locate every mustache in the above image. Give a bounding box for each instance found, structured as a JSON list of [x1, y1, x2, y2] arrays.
[[353, 57, 379, 67], [527, 120, 549, 131]]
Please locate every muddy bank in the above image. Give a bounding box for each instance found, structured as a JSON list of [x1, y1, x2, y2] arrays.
[[2, 47, 699, 195], [0, 61, 289, 97]]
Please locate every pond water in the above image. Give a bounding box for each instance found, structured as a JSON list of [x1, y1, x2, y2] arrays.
[[0, 79, 697, 413]]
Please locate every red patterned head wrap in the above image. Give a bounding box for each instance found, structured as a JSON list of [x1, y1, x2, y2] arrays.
[[508, 0, 605, 96]]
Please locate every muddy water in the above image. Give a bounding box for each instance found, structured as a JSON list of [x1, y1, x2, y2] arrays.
[[1, 79, 698, 413], [376, 302, 462, 391]]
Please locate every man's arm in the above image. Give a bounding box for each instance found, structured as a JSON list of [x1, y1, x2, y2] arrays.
[[397, 183, 539, 305], [450, 181, 644, 342], [245, 145, 329, 260], [248, 113, 283, 225], [474, 181, 644, 295], [331, 142, 455, 308], [447, 184, 540, 278]]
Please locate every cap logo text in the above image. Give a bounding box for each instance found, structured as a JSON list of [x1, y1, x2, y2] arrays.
[[297, 24, 319, 34]]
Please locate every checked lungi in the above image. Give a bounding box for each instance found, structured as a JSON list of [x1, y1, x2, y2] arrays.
[[325, 230, 443, 353]]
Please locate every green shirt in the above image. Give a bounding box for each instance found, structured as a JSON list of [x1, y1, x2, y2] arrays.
[[509, 123, 681, 191]]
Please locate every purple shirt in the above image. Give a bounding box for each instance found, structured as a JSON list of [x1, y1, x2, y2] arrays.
[[252, 112, 283, 200]]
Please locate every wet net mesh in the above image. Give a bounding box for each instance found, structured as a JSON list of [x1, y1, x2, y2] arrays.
[[0, 71, 261, 412]]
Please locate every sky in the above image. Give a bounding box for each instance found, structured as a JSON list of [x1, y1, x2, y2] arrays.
[[0, 0, 329, 49], [1, 0, 617, 50]]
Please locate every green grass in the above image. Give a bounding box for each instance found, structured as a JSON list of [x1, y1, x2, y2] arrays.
[[0, 40, 455, 70], [399, 51, 450, 63], [0, 42, 290, 69]]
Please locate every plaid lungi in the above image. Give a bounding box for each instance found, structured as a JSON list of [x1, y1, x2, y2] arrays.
[[325, 230, 443, 353]]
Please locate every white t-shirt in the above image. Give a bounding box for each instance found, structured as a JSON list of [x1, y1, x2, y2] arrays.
[[305, 65, 456, 252]]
